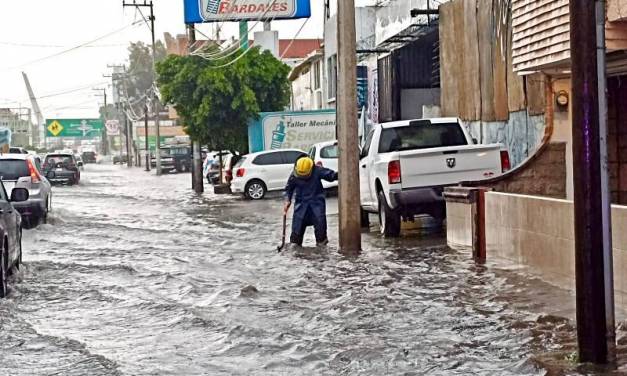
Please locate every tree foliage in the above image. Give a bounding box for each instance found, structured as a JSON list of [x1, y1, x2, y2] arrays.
[[156, 47, 291, 153], [126, 41, 167, 104]]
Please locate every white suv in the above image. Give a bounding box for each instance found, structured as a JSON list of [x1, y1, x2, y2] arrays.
[[231, 149, 307, 200], [308, 140, 338, 189]]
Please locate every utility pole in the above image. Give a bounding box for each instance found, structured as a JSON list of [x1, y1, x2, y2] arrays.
[[570, 0, 615, 363], [187, 23, 204, 193], [144, 104, 150, 172], [124, 110, 132, 168], [336, 0, 361, 254], [123, 0, 161, 175], [93, 88, 108, 155]]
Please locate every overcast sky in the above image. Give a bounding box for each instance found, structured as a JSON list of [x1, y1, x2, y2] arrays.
[[0, 0, 374, 120]]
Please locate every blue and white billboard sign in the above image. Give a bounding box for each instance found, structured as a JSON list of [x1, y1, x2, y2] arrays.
[[184, 0, 311, 23], [248, 110, 335, 153]]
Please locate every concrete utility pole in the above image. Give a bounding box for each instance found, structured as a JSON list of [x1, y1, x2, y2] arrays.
[[123, 0, 161, 175], [187, 23, 204, 193], [144, 104, 150, 172], [94, 88, 108, 155], [569, 0, 615, 363], [336, 0, 361, 254]]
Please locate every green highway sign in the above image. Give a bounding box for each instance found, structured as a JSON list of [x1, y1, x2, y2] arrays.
[[45, 119, 104, 138]]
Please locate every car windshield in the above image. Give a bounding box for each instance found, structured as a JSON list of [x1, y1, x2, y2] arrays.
[[378, 122, 468, 153], [0, 159, 29, 180], [170, 148, 189, 155], [46, 155, 73, 166], [320, 145, 338, 159]]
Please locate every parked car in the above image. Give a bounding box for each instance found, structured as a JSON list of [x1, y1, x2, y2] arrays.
[[43, 153, 81, 185], [0, 184, 29, 298], [81, 151, 97, 164], [359, 117, 510, 237], [168, 146, 192, 173], [74, 154, 84, 168], [231, 149, 307, 200], [113, 154, 128, 165], [7, 147, 28, 154], [308, 140, 339, 189], [0, 155, 52, 228], [150, 149, 175, 173]]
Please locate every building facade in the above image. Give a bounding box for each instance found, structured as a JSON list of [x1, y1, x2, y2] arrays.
[[0, 108, 34, 148], [511, 0, 627, 202]]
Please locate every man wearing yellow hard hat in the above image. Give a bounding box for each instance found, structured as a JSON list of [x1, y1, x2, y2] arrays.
[[283, 156, 338, 247]]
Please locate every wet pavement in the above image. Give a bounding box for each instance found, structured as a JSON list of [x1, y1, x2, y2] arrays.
[[0, 164, 625, 375]]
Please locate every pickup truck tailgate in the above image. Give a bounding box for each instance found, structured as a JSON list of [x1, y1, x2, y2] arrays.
[[398, 145, 502, 188]]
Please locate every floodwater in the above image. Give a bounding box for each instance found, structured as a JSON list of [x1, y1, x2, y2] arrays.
[[0, 164, 625, 375]]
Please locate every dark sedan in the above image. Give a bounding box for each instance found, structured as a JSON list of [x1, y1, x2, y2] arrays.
[[0, 185, 29, 297]]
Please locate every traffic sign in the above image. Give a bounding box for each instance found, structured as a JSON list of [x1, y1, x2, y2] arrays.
[[45, 119, 104, 138], [105, 120, 120, 136]]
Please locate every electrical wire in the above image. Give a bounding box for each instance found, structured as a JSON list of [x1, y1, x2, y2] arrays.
[[0, 21, 142, 72], [280, 17, 312, 59], [191, 0, 280, 62]]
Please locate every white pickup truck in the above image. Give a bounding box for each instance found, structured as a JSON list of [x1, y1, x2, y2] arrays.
[[359, 117, 510, 237]]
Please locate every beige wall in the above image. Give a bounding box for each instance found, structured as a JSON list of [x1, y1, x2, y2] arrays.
[[550, 78, 573, 200], [446, 201, 475, 249], [484, 191, 627, 309]]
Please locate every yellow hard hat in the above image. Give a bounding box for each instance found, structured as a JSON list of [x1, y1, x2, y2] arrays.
[[295, 157, 314, 177]]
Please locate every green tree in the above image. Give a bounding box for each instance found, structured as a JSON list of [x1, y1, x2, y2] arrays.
[[156, 47, 291, 153], [126, 41, 167, 103]]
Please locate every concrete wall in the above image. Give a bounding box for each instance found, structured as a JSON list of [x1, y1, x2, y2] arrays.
[[484, 192, 627, 309], [375, 0, 433, 45], [464, 111, 546, 169]]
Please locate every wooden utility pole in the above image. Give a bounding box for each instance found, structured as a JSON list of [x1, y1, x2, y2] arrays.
[[570, 0, 615, 363], [187, 23, 204, 193], [336, 0, 361, 254]]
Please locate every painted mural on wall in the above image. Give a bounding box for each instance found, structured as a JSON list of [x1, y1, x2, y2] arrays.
[[463, 110, 545, 169]]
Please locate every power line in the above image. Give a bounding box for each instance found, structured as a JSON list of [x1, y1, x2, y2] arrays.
[[0, 41, 126, 48], [0, 21, 141, 72], [280, 17, 312, 59]]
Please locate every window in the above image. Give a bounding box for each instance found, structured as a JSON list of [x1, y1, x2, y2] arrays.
[[308, 146, 317, 159], [170, 148, 189, 156], [327, 54, 337, 102], [378, 122, 467, 154], [361, 130, 375, 159], [313, 61, 321, 90], [320, 145, 338, 159], [233, 157, 246, 168], [253, 152, 284, 166], [282, 151, 307, 164], [0, 160, 29, 180], [45, 154, 74, 166]]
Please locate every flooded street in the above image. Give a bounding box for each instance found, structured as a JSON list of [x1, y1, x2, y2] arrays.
[[0, 164, 620, 375]]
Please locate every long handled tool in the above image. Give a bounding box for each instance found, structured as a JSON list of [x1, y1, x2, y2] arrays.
[[277, 213, 287, 252]]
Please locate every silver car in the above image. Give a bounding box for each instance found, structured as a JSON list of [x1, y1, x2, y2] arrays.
[[0, 154, 52, 228]]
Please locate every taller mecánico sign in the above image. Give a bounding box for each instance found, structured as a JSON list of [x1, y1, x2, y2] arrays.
[[183, 0, 311, 23]]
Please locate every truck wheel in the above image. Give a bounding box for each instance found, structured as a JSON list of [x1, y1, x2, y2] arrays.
[[378, 191, 401, 237], [360, 207, 370, 229]]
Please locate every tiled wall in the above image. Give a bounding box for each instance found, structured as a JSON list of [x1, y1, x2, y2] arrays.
[[484, 192, 627, 309]]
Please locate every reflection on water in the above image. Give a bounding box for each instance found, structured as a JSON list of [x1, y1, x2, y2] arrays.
[[0, 164, 623, 375]]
